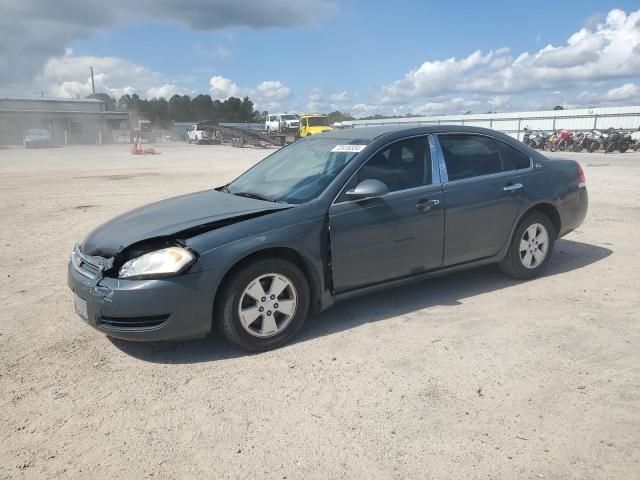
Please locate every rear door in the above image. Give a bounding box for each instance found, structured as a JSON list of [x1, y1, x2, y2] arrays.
[[329, 136, 444, 292], [436, 133, 526, 266]]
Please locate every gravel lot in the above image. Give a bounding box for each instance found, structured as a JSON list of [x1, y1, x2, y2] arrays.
[[1, 142, 639, 479]]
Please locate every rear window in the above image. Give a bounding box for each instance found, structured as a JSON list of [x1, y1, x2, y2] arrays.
[[499, 141, 531, 170], [438, 134, 502, 181]]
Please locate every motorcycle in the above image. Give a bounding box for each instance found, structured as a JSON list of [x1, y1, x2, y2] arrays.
[[571, 132, 590, 152], [603, 128, 631, 153], [588, 129, 605, 152], [525, 130, 547, 149], [630, 130, 640, 151], [544, 129, 574, 152]]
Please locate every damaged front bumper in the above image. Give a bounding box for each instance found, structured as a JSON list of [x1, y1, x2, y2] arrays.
[[67, 248, 224, 341]]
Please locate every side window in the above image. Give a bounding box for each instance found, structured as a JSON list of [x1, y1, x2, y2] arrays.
[[438, 134, 502, 181], [339, 137, 430, 201], [499, 142, 531, 171]]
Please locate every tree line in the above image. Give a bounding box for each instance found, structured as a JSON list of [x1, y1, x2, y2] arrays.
[[88, 92, 356, 127]]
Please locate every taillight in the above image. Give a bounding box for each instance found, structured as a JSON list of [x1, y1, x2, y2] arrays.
[[577, 163, 586, 188]]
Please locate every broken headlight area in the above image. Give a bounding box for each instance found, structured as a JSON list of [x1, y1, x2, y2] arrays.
[[118, 246, 195, 280], [97, 239, 198, 280]]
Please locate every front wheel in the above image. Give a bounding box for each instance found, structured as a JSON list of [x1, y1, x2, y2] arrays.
[[499, 212, 556, 280], [216, 259, 310, 351], [588, 141, 599, 153]]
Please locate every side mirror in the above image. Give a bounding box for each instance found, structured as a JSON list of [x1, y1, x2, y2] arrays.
[[346, 179, 390, 200]]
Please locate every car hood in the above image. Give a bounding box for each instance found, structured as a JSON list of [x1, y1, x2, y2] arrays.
[[81, 189, 290, 257], [24, 135, 49, 141]]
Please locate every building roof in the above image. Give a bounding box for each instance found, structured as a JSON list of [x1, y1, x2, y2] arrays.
[[0, 97, 127, 117]]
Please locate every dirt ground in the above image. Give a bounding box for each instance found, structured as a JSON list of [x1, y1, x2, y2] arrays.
[[0, 142, 638, 479]]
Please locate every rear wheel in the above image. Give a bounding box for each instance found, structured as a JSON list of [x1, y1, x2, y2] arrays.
[[499, 212, 556, 280], [216, 259, 310, 351]]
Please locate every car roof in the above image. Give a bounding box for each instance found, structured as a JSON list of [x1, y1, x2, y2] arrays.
[[314, 124, 512, 141]]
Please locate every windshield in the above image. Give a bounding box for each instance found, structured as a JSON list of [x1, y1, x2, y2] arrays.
[[281, 115, 298, 121], [27, 129, 48, 136], [306, 117, 329, 127], [227, 138, 368, 204]]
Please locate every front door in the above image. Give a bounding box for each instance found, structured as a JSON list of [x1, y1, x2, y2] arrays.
[[329, 136, 444, 292]]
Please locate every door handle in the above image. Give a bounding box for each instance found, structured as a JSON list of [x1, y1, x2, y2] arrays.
[[415, 199, 440, 212], [503, 183, 523, 192]]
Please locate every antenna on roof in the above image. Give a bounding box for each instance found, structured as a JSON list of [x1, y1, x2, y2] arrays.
[[34, 91, 48, 98]]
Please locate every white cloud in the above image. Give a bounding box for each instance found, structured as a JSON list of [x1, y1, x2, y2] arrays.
[[16, 54, 188, 100], [331, 91, 349, 102], [305, 88, 353, 112], [604, 82, 640, 101], [379, 8, 640, 106], [255, 81, 291, 102], [146, 84, 181, 98], [0, 0, 336, 87], [209, 75, 245, 99], [209, 76, 292, 109]]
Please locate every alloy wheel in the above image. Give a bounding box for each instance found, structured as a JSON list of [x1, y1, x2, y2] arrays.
[[237, 273, 298, 338], [519, 223, 549, 269]]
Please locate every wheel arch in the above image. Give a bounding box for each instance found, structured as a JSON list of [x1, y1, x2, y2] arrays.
[[519, 202, 561, 238], [212, 246, 322, 331]]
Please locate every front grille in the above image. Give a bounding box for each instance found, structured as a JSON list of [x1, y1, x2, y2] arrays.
[[74, 294, 88, 320], [71, 244, 110, 279], [99, 315, 170, 330]]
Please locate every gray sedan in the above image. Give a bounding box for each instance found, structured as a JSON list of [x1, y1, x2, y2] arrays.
[[23, 128, 51, 148], [68, 126, 588, 351]]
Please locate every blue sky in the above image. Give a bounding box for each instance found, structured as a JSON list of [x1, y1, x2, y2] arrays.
[[2, 0, 640, 116]]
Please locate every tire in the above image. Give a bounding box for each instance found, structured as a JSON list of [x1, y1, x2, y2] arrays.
[[620, 146, 628, 153], [216, 258, 310, 351], [588, 141, 599, 153], [499, 212, 556, 280], [606, 142, 615, 153], [573, 143, 582, 152]]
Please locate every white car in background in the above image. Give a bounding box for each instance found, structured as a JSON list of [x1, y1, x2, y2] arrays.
[[187, 124, 212, 144], [265, 113, 299, 133]]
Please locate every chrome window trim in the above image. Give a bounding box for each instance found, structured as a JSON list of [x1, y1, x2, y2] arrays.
[[433, 132, 533, 185], [332, 134, 439, 206], [429, 134, 448, 184]]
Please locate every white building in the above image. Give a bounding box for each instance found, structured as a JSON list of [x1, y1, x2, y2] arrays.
[[337, 106, 640, 140]]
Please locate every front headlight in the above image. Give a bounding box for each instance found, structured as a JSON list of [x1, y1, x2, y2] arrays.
[[119, 246, 195, 279]]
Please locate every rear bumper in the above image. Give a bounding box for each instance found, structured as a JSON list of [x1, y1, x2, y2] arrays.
[[558, 187, 588, 238], [67, 261, 224, 341]]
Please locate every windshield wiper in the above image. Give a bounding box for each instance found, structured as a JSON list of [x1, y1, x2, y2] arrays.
[[233, 191, 278, 202]]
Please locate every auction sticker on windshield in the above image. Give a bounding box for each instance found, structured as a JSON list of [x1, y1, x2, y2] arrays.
[[331, 144, 367, 153]]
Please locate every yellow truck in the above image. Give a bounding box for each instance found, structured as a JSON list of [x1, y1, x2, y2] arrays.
[[299, 114, 333, 137]]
